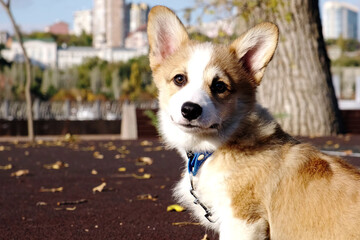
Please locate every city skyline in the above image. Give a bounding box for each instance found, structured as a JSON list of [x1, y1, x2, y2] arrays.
[[0, 0, 359, 40]]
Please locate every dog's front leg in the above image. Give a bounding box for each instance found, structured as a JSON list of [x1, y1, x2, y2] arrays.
[[219, 218, 268, 240]]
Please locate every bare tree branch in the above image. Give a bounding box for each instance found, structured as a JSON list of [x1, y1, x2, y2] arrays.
[[0, 0, 35, 142]]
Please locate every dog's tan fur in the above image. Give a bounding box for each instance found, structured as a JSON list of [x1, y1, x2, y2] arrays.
[[148, 6, 360, 239]]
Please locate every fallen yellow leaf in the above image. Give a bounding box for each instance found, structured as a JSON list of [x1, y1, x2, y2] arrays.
[[11, 169, 29, 177], [108, 145, 117, 151], [0, 145, 11, 151], [66, 206, 76, 211], [36, 202, 47, 206], [167, 204, 185, 212], [93, 151, 104, 159], [39, 187, 64, 193], [333, 143, 340, 149], [91, 169, 98, 175], [118, 167, 126, 172], [136, 157, 153, 166], [0, 164, 12, 170], [92, 182, 106, 193], [171, 222, 200, 226], [115, 154, 126, 159], [43, 161, 69, 170], [132, 173, 151, 179], [144, 147, 152, 152], [136, 194, 158, 201], [140, 140, 153, 146], [57, 199, 87, 206], [153, 146, 163, 151], [201, 233, 209, 240]]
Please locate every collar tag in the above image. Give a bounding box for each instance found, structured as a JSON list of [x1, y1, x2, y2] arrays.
[[187, 151, 213, 176]]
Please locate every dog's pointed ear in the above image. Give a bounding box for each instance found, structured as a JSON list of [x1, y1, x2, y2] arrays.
[[147, 6, 189, 70], [230, 22, 279, 85]]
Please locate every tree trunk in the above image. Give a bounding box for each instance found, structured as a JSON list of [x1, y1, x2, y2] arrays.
[[241, 0, 343, 136], [0, 0, 34, 141]]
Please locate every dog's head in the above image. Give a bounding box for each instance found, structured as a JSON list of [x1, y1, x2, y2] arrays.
[[147, 6, 278, 151]]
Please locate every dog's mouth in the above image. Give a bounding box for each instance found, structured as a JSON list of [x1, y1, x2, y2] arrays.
[[178, 123, 220, 132], [180, 123, 219, 129], [170, 116, 219, 132]]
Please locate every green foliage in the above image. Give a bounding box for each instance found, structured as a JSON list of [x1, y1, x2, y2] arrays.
[[0, 54, 154, 101], [25, 30, 92, 47], [326, 38, 360, 52], [144, 110, 158, 129], [331, 56, 360, 67]]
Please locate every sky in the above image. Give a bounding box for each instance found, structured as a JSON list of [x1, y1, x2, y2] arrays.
[[0, 0, 359, 37]]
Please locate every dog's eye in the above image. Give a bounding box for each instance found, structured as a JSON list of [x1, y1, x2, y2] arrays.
[[211, 80, 227, 94], [173, 74, 187, 87]]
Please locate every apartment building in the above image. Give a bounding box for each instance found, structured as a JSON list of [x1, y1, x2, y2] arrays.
[[323, 1, 358, 40]]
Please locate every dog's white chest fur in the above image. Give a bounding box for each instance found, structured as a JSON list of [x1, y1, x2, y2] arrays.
[[174, 156, 228, 229], [174, 156, 267, 239]]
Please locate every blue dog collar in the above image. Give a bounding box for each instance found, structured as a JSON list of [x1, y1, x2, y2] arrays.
[[187, 151, 213, 176]]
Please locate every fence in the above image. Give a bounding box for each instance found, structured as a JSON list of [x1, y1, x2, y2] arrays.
[[0, 100, 158, 121], [332, 67, 360, 110]]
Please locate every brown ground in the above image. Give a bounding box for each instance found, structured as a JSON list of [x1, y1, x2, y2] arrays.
[[0, 135, 359, 240]]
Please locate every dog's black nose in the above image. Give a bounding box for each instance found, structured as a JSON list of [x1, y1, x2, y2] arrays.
[[181, 102, 202, 121]]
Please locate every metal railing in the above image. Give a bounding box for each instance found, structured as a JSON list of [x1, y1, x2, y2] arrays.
[[0, 100, 158, 120]]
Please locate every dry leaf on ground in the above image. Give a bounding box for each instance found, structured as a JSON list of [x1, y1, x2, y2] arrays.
[[136, 194, 158, 201], [326, 140, 333, 145], [136, 157, 153, 166], [0, 146, 11, 151], [132, 173, 151, 179], [91, 169, 98, 175], [153, 146, 164, 151], [118, 167, 126, 172], [201, 234, 209, 240], [140, 140, 153, 146], [43, 161, 69, 170], [55, 206, 77, 211], [92, 182, 106, 193], [167, 204, 185, 212], [39, 187, 64, 193], [171, 222, 200, 226], [65, 206, 76, 211], [0, 164, 12, 170], [36, 201, 47, 206], [57, 199, 87, 206], [115, 154, 126, 159], [144, 146, 164, 152], [11, 169, 29, 177], [93, 151, 104, 159]]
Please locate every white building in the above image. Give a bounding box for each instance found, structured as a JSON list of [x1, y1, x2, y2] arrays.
[[129, 3, 149, 33], [323, 1, 358, 40], [57, 46, 147, 69], [2, 39, 57, 68], [73, 9, 93, 36], [125, 26, 148, 49], [93, 0, 126, 48]]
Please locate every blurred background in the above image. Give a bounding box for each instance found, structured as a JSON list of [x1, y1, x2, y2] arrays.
[[0, 0, 359, 138]]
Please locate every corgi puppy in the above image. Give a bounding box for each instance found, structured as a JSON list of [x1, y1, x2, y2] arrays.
[[147, 5, 360, 240]]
